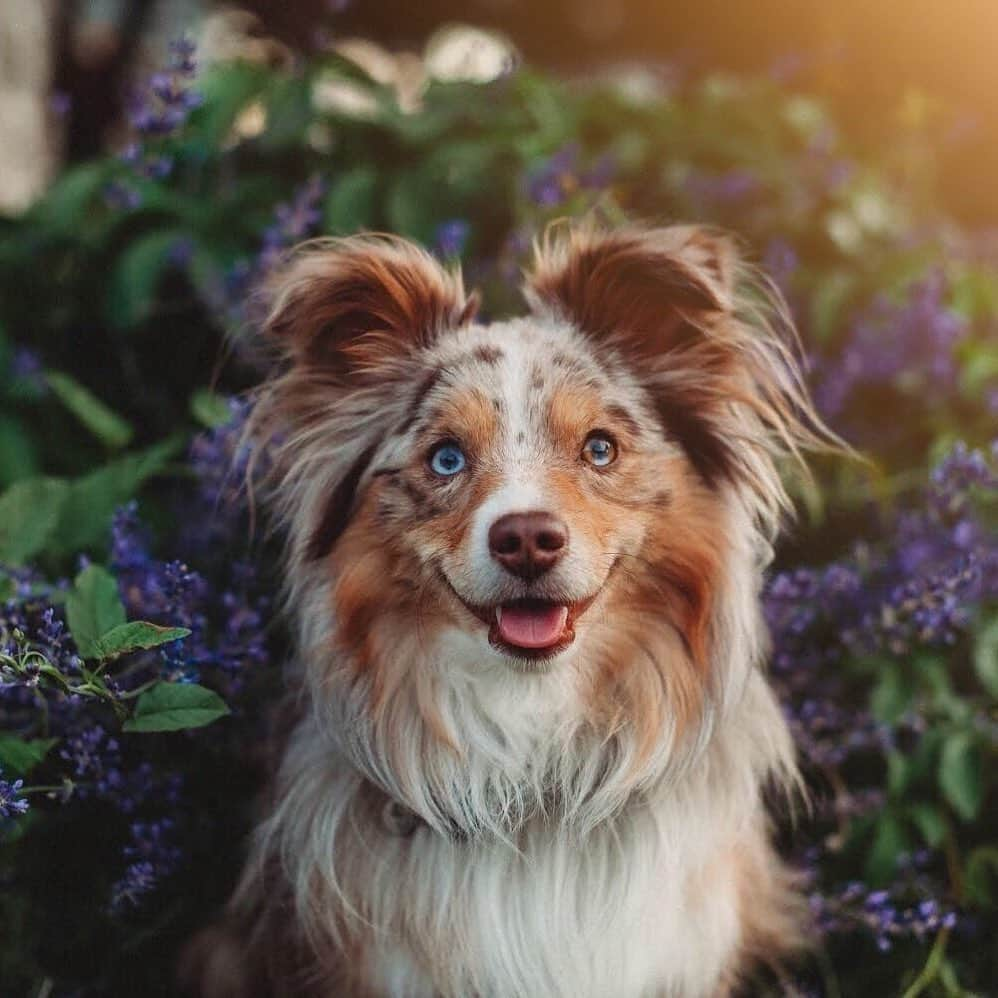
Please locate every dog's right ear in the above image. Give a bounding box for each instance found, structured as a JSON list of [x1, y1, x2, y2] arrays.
[[261, 235, 478, 381]]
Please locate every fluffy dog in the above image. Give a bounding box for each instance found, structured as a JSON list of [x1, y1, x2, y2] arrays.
[[189, 223, 832, 997]]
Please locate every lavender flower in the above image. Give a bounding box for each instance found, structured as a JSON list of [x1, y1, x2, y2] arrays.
[[126, 38, 201, 139], [815, 271, 967, 420], [10, 346, 47, 393], [0, 769, 29, 818], [214, 176, 326, 324], [684, 167, 761, 208], [256, 174, 326, 273], [109, 817, 183, 912], [525, 144, 614, 208], [435, 219, 470, 258], [103, 180, 142, 212], [106, 35, 201, 211], [811, 878, 957, 952], [61, 727, 125, 798], [109, 860, 158, 911]]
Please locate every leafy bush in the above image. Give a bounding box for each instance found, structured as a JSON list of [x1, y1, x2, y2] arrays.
[[0, 32, 995, 997]]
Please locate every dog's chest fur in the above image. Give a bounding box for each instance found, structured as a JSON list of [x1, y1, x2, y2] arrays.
[[265, 669, 793, 998], [357, 803, 745, 998]]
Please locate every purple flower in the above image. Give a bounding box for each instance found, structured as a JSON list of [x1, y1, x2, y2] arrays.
[[61, 727, 124, 797], [256, 174, 326, 272], [49, 91, 72, 116], [809, 872, 959, 951], [10, 346, 47, 394], [168, 237, 195, 268], [104, 181, 142, 212], [815, 271, 967, 420], [0, 770, 29, 818], [768, 439, 998, 772], [140, 155, 174, 180], [116, 34, 201, 195], [435, 219, 470, 258], [764, 238, 799, 294], [213, 176, 326, 325], [109, 860, 158, 912], [523, 144, 615, 208], [684, 168, 761, 208], [109, 817, 183, 912]]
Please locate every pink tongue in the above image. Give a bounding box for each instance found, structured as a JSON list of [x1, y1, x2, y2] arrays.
[[497, 604, 569, 649]]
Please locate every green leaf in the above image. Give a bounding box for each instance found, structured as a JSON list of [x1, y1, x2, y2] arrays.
[[871, 662, 912, 723], [808, 269, 856, 343], [973, 615, 998, 699], [46, 370, 134, 449], [190, 389, 234, 429], [0, 736, 57, 776], [123, 682, 230, 733], [32, 162, 110, 234], [105, 229, 187, 329], [907, 802, 947, 848], [93, 621, 191, 660], [939, 732, 984, 821], [66, 564, 126, 659], [865, 811, 911, 884], [886, 750, 911, 798], [0, 477, 69, 564], [0, 414, 40, 487], [323, 167, 379, 234], [965, 846, 998, 908], [187, 61, 271, 147], [52, 438, 182, 554]]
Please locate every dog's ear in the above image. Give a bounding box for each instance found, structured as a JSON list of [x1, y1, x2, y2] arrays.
[[261, 235, 478, 380], [525, 224, 834, 526], [524, 223, 736, 358]]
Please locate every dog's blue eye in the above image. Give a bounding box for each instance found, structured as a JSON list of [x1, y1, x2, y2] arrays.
[[582, 435, 617, 467], [429, 442, 466, 477]]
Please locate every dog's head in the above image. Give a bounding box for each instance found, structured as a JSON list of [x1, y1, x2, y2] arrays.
[[253, 225, 827, 833]]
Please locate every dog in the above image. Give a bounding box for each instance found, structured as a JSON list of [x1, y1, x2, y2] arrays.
[[188, 223, 832, 997]]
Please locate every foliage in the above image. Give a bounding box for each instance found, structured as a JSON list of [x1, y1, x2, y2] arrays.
[[0, 30, 995, 998]]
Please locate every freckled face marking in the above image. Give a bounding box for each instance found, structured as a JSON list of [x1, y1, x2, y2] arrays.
[[471, 344, 503, 365], [323, 319, 721, 752], [324, 323, 683, 620]]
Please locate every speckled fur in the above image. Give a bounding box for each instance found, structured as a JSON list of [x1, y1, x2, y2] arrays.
[[185, 225, 834, 998]]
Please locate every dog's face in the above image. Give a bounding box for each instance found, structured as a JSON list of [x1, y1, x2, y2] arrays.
[[344, 316, 712, 670], [256, 225, 824, 830]]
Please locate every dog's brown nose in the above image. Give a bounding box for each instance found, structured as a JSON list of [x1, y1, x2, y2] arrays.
[[488, 511, 568, 579]]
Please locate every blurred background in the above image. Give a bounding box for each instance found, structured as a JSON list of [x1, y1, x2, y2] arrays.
[[4, 0, 998, 220], [1, 3, 996, 997]]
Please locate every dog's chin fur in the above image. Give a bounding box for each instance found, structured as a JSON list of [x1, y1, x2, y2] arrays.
[[184, 225, 836, 998]]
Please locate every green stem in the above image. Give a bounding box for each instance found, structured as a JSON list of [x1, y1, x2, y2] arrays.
[[901, 928, 951, 998], [116, 677, 160, 700]]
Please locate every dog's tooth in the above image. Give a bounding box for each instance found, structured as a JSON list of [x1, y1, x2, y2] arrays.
[[495, 607, 502, 624]]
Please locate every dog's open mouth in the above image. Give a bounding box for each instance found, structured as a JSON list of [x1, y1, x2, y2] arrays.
[[494, 600, 568, 649], [449, 590, 601, 660], [488, 598, 577, 658]]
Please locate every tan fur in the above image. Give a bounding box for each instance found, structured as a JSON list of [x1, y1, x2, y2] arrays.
[[187, 224, 838, 998]]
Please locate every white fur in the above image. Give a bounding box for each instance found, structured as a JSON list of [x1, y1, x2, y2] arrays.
[[215, 230, 829, 998]]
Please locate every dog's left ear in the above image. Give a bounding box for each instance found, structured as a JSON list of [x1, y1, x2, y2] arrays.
[[525, 224, 834, 526], [261, 235, 479, 381]]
